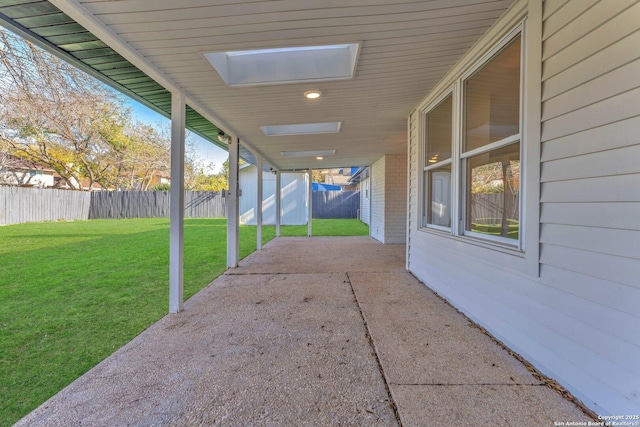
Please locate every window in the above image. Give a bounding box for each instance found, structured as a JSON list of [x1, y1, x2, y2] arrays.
[[462, 34, 521, 244], [421, 30, 523, 248], [422, 93, 453, 229]]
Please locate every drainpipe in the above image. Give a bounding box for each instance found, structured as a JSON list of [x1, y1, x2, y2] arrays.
[[169, 92, 185, 314], [227, 137, 240, 268]]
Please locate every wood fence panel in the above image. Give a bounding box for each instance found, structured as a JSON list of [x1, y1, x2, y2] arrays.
[[0, 186, 91, 225], [89, 190, 226, 219], [312, 191, 360, 219]]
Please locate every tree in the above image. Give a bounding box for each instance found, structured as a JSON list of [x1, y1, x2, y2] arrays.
[[312, 169, 324, 183], [113, 121, 170, 190], [184, 145, 228, 192], [0, 29, 129, 190], [0, 28, 222, 192]]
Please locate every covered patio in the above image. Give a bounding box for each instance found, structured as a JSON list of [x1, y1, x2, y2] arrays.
[[16, 237, 588, 425], [2, 0, 638, 419]]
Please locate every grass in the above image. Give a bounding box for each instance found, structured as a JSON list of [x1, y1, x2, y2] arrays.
[[0, 217, 368, 425], [261, 218, 370, 237]]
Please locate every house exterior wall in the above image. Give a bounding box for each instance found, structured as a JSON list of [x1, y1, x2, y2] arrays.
[[384, 154, 407, 244], [0, 170, 55, 187], [370, 157, 386, 242], [407, 0, 640, 417], [239, 166, 307, 225], [360, 177, 370, 226], [371, 155, 407, 244]]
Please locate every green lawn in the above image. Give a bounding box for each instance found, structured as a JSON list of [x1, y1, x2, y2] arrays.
[[0, 217, 367, 425], [260, 218, 370, 237]]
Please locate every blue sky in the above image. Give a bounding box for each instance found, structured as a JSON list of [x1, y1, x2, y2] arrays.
[[127, 99, 228, 173]]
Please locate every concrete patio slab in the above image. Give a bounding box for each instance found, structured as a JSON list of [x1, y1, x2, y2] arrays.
[[16, 270, 397, 426], [17, 236, 591, 426], [228, 236, 406, 274], [349, 272, 540, 385], [393, 384, 588, 426]]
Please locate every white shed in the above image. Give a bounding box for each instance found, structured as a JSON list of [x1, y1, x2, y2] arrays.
[[238, 164, 308, 226]]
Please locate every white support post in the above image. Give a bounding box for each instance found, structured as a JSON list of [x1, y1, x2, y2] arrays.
[[307, 169, 313, 237], [227, 137, 240, 268], [275, 171, 281, 237], [256, 156, 263, 250], [169, 92, 185, 314]]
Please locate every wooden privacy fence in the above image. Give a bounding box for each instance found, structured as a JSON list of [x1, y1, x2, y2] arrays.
[[312, 191, 360, 219], [470, 193, 520, 223], [0, 188, 226, 225], [2, 187, 364, 224], [89, 191, 226, 219], [0, 186, 91, 225]]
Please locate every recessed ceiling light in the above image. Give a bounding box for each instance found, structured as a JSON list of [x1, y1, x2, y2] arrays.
[[203, 43, 361, 87], [316, 156, 324, 160], [304, 90, 322, 99], [261, 122, 341, 136], [281, 150, 336, 158]]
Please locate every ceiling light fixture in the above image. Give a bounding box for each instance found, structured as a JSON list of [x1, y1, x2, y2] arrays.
[[304, 90, 322, 99], [316, 156, 324, 160]]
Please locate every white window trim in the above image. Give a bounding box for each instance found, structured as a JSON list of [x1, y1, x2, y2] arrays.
[[458, 24, 524, 249], [420, 88, 455, 232], [415, 3, 542, 278]]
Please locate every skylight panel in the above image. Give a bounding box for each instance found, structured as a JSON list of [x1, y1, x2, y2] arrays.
[[203, 43, 360, 87]]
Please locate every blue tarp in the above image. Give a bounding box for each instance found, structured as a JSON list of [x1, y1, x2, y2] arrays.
[[312, 182, 342, 191]]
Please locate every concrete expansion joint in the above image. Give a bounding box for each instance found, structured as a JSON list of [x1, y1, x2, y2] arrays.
[[224, 271, 347, 276], [392, 383, 548, 387], [345, 272, 403, 427]]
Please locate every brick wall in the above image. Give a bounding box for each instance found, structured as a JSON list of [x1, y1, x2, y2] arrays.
[[384, 154, 407, 244]]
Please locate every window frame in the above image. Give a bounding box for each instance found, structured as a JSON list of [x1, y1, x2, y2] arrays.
[[421, 89, 455, 232], [459, 28, 525, 249], [413, 1, 542, 278], [419, 23, 527, 251]]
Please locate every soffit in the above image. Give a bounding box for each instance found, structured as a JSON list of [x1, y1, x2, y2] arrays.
[[1, 0, 518, 170]]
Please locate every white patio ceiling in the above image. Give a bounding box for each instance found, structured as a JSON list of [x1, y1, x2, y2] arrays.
[[52, 0, 516, 170]]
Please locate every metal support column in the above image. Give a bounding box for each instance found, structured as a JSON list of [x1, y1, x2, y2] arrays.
[[307, 169, 313, 237], [169, 92, 185, 314], [256, 156, 263, 250], [275, 171, 281, 237]]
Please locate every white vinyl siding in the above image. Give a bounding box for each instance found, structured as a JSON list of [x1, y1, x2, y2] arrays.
[[360, 177, 370, 226], [370, 157, 386, 242], [407, 0, 640, 416], [371, 155, 407, 244], [537, 0, 640, 412]]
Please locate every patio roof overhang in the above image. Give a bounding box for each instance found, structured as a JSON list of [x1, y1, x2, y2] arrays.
[[0, 0, 519, 312], [0, 0, 517, 171]]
